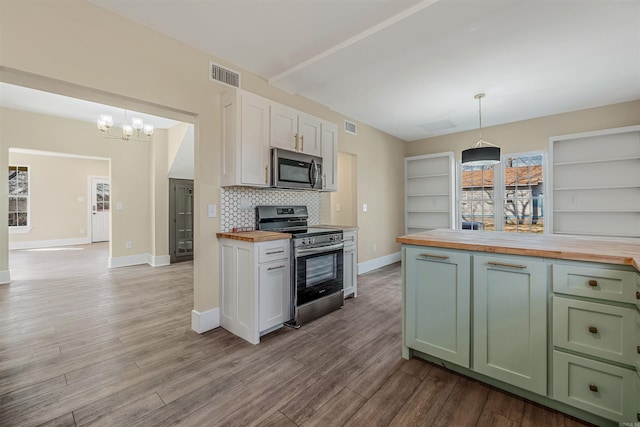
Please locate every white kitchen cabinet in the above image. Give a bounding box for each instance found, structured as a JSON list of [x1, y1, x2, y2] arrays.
[[270, 102, 322, 157], [342, 230, 357, 298], [473, 254, 548, 395], [220, 90, 271, 187], [403, 246, 471, 367], [404, 152, 455, 235], [321, 120, 338, 192], [220, 237, 290, 344], [549, 125, 640, 238]]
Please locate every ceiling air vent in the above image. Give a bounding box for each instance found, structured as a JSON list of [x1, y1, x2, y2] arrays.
[[344, 120, 357, 135], [209, 61, 240, 88], [418, 119, 456, 133]]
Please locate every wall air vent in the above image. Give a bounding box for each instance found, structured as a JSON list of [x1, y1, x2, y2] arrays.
[[209, 61, 240, 88], [344, 120, 357, 135]]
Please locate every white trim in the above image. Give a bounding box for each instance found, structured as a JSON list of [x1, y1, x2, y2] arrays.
[[108, 253, 150, 268], [150, 255, 171, 267], [8, 226, 32, 234], [0, 270, 10, 285], [9, 237, 91, 250], [357, 251, 401, 275], [548, 124, 640, 142], [10, 147, 110, 161], [191, 308, 220, 334]]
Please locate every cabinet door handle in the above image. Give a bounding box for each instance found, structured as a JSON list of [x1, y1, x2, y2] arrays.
[[588, 384, 598, 392], [265, 250, 285, 255], [267, 265, 286, 271], [637, 345, 640, 354], [588, 280, 598, 287], [294, 133, 299, 150], [488, 261, 527, 269], [265, 165, 268, 184], [636, 291, 640, 300], [301, 135, 304, 151], [588, 326, 598, 334], [417, 253, 449, 260]]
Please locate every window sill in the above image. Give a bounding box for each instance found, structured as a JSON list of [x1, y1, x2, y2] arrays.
[[9, 226, 32, 234]]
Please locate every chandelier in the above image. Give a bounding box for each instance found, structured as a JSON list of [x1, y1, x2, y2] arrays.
[[97, 110, 154, 142], [461, 93, 500, 166]]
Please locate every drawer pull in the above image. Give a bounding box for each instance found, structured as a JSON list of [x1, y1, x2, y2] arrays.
[[588, 280, 598, 287], [265, 250, 285, 255], [588, 384, 598, 392], [267, 265, 286, 271], [417, 253, 449, 260], [588, 326, 598, 334], [636, 291, 640, 300], [637, 345, 640, 354], [487, 261, 527, 269]]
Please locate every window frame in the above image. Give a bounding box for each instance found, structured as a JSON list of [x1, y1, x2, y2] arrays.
[[458, 150, 548, 233], [8, 164, 32, 234]]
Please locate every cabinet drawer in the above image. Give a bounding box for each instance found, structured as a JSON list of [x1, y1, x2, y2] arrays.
[[553, 263, 639, 307], [553, 296, 639, 367], [553, 350, 637, 422], [342, 231, 357, 248], [257, 240, 290, 263]]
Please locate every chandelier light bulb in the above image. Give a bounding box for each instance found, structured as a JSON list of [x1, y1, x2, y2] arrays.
[[100, 114, 113, 128], [122, 124, 134, 138], [143, 124, 154, 136], [132, 117, 144, 130], [97, 119, 108, 132]]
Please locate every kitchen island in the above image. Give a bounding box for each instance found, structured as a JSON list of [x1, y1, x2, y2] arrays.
[[396, 229, 640, 427]]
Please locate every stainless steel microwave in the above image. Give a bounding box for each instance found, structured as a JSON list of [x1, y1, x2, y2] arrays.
[[271, 148, 323, 190]]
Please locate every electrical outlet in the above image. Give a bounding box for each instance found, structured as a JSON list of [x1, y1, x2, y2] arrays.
[[362, 203, 368, 212], [80, 228, 85, 234], [373, 243, 377, 252], [336, 203, 341, 212], [126, 241, 132, 249]]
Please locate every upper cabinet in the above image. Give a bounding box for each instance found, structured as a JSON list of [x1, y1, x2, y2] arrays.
[[221, 89, 338, 191], [321, 121, 338, 192], [221, 90, 271, 187], [549, 125, 640, 238], [270, 102, 322, 157]]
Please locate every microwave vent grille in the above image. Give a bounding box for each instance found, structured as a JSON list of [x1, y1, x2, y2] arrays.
[[209, 61, 240, 88]]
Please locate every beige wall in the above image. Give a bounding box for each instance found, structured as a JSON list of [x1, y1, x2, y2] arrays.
[[405, 100, 640, 159], [0, 2, 406, 315], [8, 151, 109, 244], [327, 152, 358, 228], [1, 108, 163, 259]]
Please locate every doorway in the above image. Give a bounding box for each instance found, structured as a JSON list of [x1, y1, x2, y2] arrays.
[[330, 152, 358, 226], [90, 176, 110, 243], [169, 178, 194, 263]]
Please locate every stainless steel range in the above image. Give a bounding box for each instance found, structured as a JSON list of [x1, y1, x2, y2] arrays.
[[256, 205, 344, 326]]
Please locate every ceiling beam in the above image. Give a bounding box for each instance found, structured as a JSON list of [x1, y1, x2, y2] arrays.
[[268, 0, 440, 85]]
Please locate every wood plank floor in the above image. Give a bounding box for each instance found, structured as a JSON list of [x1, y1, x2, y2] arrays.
[[0, 243, 594, 426]]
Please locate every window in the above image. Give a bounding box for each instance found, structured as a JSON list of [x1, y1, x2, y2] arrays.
[[460, 152, 545, 233], [8, 165, 30, 231]]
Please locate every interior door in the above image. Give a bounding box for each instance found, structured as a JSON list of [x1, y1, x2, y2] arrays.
[[91, 177, 110, 242], [169, 179, 194, 263]]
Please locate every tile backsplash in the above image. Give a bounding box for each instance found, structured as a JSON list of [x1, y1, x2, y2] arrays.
[[221, 187, 322, 232]]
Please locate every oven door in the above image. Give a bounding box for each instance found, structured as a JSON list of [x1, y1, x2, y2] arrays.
[[294, 243, 344, 306]]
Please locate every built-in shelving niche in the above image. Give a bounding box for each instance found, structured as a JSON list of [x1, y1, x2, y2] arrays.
[[549, 125, 640, 238]]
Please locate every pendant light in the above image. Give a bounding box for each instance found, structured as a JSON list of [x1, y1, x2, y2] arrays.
[[461, 93, 500, 166]]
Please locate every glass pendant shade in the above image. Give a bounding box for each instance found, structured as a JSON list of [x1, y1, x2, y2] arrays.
[[461, 146, 500, 166]]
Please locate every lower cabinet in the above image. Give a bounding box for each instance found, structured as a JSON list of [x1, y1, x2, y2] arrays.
[[473, 255, 548, 395], [343, 231, 358, 298], [220, 238, 290, 344], [404, 246, 470, 367]]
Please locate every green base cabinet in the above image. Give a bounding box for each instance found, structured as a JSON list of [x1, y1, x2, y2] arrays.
[[404, 246, 470, 367], [473, 255, 548, 395]]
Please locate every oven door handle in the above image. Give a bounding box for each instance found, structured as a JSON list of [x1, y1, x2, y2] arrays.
[[296, 243, 344, 256]]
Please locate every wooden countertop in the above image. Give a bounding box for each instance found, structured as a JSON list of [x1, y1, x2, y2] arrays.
[[217, 231, 291, 242], [397, 229, 640, 270]]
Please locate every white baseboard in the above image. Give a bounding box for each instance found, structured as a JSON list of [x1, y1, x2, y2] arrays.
[[150, 255, 171, 267], [109, 254, 151, 268], [9, 237, 91, 250], [0, 270, 10, 285], [357, 251, 401, 275], [191, 308, 220, 334]]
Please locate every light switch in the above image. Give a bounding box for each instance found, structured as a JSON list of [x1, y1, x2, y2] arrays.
[[207, 204, 217, 218], [336, 203, 341, 212], [77, 196, 84, 202], [362, 203, 368, 212], [116, 202, 123, 210]]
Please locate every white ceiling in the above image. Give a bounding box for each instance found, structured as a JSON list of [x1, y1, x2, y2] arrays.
[[4, 1, 639, 142]]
